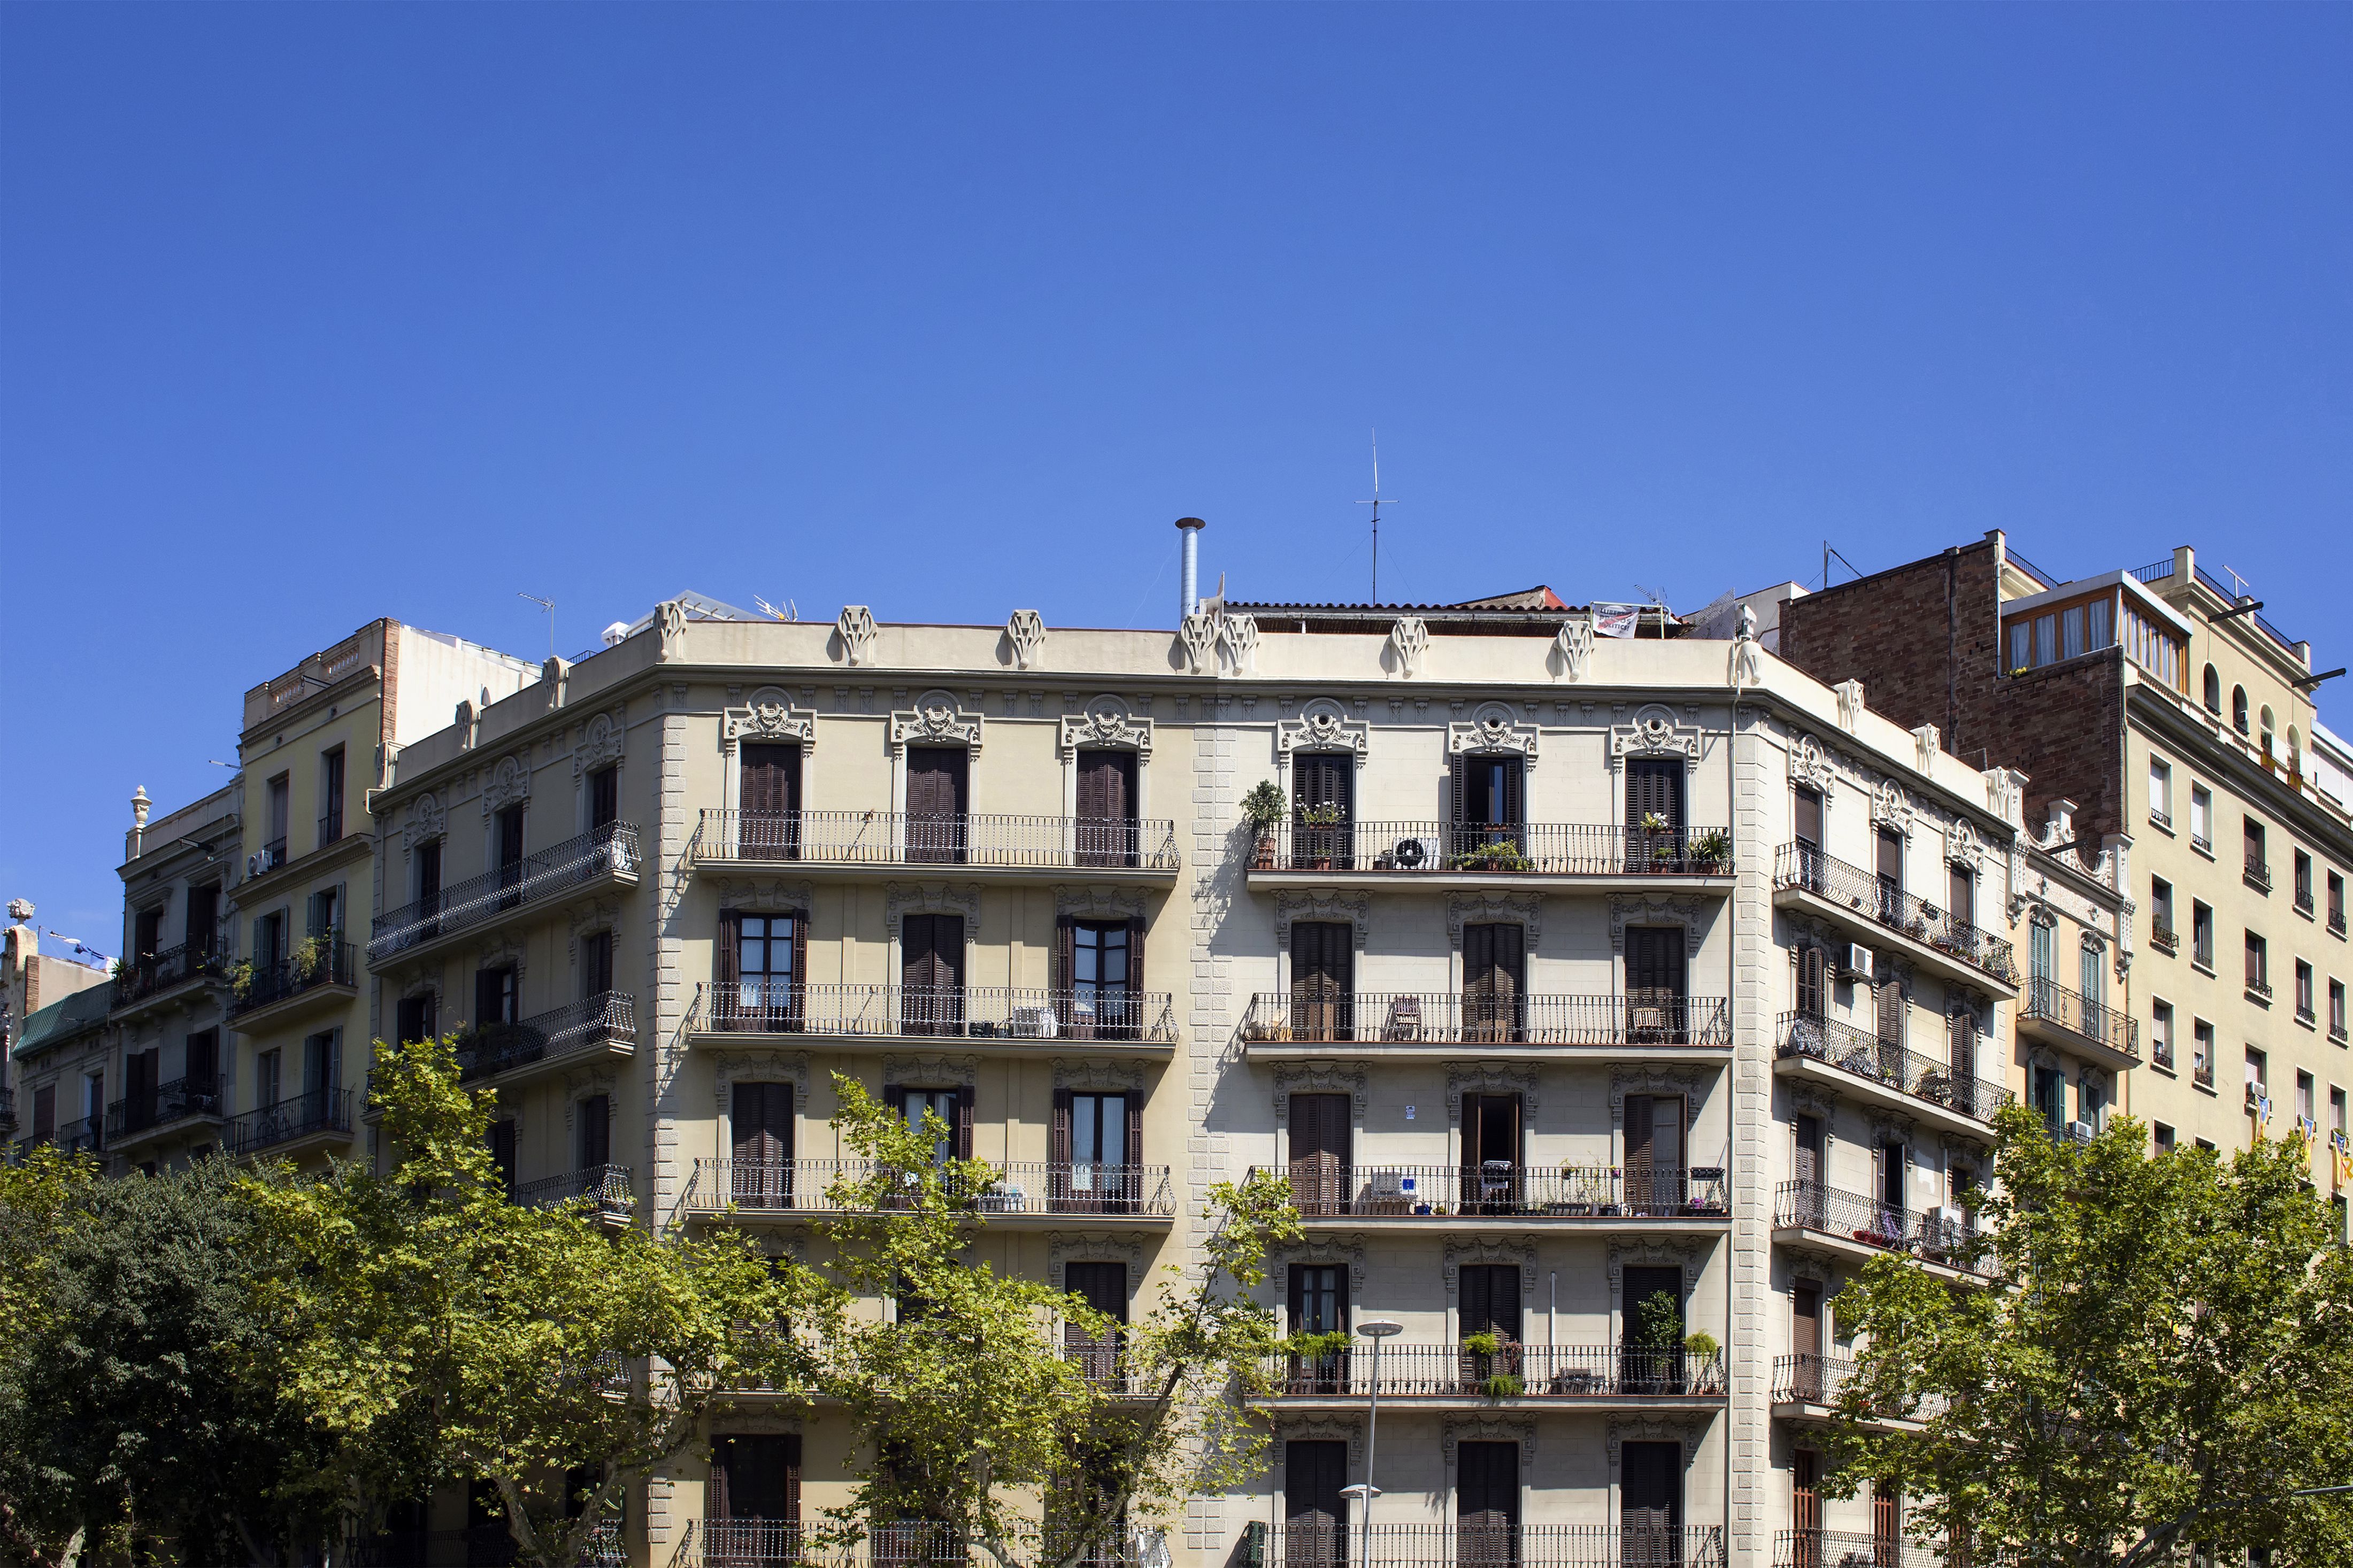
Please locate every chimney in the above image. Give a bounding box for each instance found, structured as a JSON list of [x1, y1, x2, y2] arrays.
[[1176, 517, 1205, 622]]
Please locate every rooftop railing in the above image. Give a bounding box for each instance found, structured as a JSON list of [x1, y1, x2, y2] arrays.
[[369, 822, 640, 961], [104, 1076, 224, 1139], [689, 809, 1180, 872], [1773, 845, 2018, 987], [115, 940, 226, 1005], [693, 983, 1176, 1045], [1242, 992, 1728, 1048], [2021, 977, 2139, 1060], [230, 939, 357, 1017], [1251, 1163, 1728, 1220], [685, 1157, 1175, 1219], [1777, 1011, 2012, 1124], [456, 992, 637, 1083], [227, 1088, 353, 1157], [1258, 1342, 1726, 1399], [1258, 820, 1733, 877]]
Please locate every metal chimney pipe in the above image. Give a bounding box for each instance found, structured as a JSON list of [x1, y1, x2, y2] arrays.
[[1176, 517, 1205, 622]]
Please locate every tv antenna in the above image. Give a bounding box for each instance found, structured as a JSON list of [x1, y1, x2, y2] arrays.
[[518, 592, 555, 659], [2220, 563, 2252, 599], [1355, 430, 1401, 602]]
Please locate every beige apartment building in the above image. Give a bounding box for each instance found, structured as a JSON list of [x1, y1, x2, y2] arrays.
[[359, 564, 2040, 1568]]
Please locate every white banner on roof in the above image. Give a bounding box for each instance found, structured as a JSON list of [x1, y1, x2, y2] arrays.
[[1590, 602, 1643, 639]]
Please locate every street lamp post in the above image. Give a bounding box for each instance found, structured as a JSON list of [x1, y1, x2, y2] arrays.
[[1343, 1319, 1403, 1568]]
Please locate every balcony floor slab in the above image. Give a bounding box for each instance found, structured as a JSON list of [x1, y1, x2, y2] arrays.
[[1771, 1224, 1988, 1286], [1771, 1052, 1997, 1141], [1771, 883, 2020, 999]]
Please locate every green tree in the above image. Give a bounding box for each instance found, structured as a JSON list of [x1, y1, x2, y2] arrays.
[[799, 1076, 1299, 1568], [1828, 1103, 2353, 1567], [242, 1037, 806, 1568]]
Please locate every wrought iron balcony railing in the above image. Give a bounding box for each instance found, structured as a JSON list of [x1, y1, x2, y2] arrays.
[[115, 940, 226, 1005], [457, 992, 637, 1082], [1772, 1529, 1944, 1568], [1262, 1525, 1726, 1568], [104, 1076, 224, 1139], [370, 823, 641, 960], [686, 1157, 1175, 1218], [227, 1088, 353, 1156], [2150, 922, 2177, 955], [356, 1524, 621, 1568], [1251, 1162, 1728, 1220], [2246, 857, 2272, 893], [1242, 991, 1728, 1047], [1773, 845, 2018, 986], [55, 1115, 103, 1157], [1777, 1011, 2011, 1123], [690, 809, 1180, 871], [1774, 1179, 1983, 1270], [230, 939, 357, 1017], [2021, 976, 2138, 1059], [1258, 1342, 1726, 1399], [1257, 820, 1734, 877], [516, 1163, 635, 1218], [1772, 1354, 1949, 1422], [694, 983, 1176, 1044]]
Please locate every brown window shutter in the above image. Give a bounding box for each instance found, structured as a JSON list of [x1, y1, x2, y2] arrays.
[[717, 910, 742, 987], [782, 1434, 802, 1526], [1877, 975, 1905, 1046], [1125, 1092, 1142, 1177], [1447, 754, 1467, 824], [1126, 914, 1146, 1003], [953, 1090, 974, 1161], [1501, 758, 1525, 830], [709, 1439, 733, 1520], [1050, 1088, 1073, 1169], [1949, 1009, 1975, 1082], [788, 912, 809, 1025], [1796, 944, 1826, 1016], [1054, 917, 1075, 1021]]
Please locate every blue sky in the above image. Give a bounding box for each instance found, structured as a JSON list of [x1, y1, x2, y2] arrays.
[[3, 4, 2348, 947]]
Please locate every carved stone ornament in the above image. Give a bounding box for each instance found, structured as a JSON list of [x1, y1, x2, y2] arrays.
[[1047, 1235, 1142, 1291], [1729, 614, 1764, 692], [1176, 613, 1218, 676], [573, 709, 627, 778], [1442, 1417, 1536, 1469], [1448, 702, 1540, 763], [835, 605, 878, 667], [1608, 894, 1710, 958], [566, 897, 621, 967], [1606, 1240, 1702, 1297], [1553, 614, 1594, 682], [1790, 732, 1839, 794], [1442, 1236, 1536, 1295], [1607, 1417, 1700, 1465], [1984, 767, 2025, 828], [1871, 779, 1912, 832], [1002, 609, 1046, 672], [721, 689, 817, 752], [403, 793, 447, 850], [471, 932, 529, 989], [1274, 889, 1370, 949], [1272, 1236, 1367, 1291], [565, 1076, 618, 1133], [1447, 1062, 1539, 1123], [1609, 704, 1702, 771], [455, 697, 479, 751], [888, 690, 984, 755], [1272, 1419, 1361, 1469], [1447, 891, 1544, 951], [482, 753, 532, 820], [1946, 817, 1983, 870], [656, 599, 689, 662], [1834, 679, 1865, 732], [1273, 1062, 1367, 1125], [1387, 617, 1429, 678], [885, 882, 982, 938], [1218, 614, 1260, 677], [1277, 697, 1368, 758], [880, 1054, 978, 1088], [709, 877, 815, 915], [541, 655, 569, 710], [1913, 723, 1941, 773], [1054, 885, 1147, 923], [1052, 1059, 1144, 1093], [1058, 694, 1153, 760]]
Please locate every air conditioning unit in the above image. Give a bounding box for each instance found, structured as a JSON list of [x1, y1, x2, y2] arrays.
[[1841, 944, 1876, 983], [2066, 1121, 2096, 1143], [1368, 1170, 1411, 1200]]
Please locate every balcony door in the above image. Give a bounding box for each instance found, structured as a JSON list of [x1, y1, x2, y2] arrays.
[[1291, 754, 1354, 869], [1450, 754, 1524, 860], [1052, 1089, 1137, 1212], [1060, 918, 1140, 1040], [187, 882, 220, 957], [1463, 923, 1525, 1044], [1459, 1264, 1522, 1392], [1620, 1441, 1683, 1566], [1793, 1450, 1823, 1567], [496, 804, 526, 908], [1793, 1114, 1824, 1216], [1290, 922, 1354, 1042], [1287, 1263, 1347, 1393], [1287, 1093, 1350, 1217], [1792, 1282, 1823, 1400], [899, 914, 965, 1036], [1074, 749, 1139, 868], [732, 1083, 792, 1208], [1283, 1441, 1349, 1568], [889, 1085, 972, 1167], [125, 1048, 159, 1131], [905, 747, 968, 864], [1625, 927, 1686, 1042], [1457, 1442, 1520, 1567], [1626, 759, 1686, 870], [1462, 1094, 1523, 1214], [1062, 1260, 1127, 1384], [1624, 1094, 1685, 1214], [739, 743, 801, 860], [710, 1433, 801, 1567]]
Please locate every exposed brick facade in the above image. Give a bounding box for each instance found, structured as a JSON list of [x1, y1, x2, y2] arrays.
[[1779, 535, 2128, 843]]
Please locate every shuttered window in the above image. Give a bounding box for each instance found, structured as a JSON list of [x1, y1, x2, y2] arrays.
[[1620, 1441, 1683, 1547], [1289, 922, 1354, 1041], [1450, 755, 1524, 831], [905, 748, 968, 864], [1285, 1441, 1350, 1563], [1462, 1095, 1523, 1213], [582, 930, 613, 997], [1626, 926, 1687, 1040], [1074, 750, 1138, 868], [1456, 1442, 1520, 1563], [1796, 944, 1828, 1017], [578, 1094, 610, 1170], [1458, 1265, 1522, 1341], [587, 765, 620, 831], [900, 914, 965, 1035], [1286, 1093, 1351, 1215], [711, 1433, 801, 1524], [488, 1118, 518, 1196], [1624, 1097, 1685, 1214], [1062, 1260, 1128, 1381], [1463, 923, 1525, 1042], [739, 744, 800, 859], [732, 1082, 793, 1207]]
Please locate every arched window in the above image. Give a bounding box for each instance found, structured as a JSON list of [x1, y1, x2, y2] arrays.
[[2233, 686, 2250, 736], [2288, 727, 2303, 776], [2203, 665, 2221, 714], [2260, 706, 2277, 759]]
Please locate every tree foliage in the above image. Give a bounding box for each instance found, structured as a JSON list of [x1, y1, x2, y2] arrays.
[[1828, 1102, 2353, 1567]]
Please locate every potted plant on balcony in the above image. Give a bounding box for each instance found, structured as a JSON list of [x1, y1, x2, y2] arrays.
[[228, 960, 253, 1001], [1297, 800, 1343, 869], [1241, 780, 1287, 869], [293, 934, 326, 982], [1450, 839, 1533, 873], [1691, 829, 1732, 874]]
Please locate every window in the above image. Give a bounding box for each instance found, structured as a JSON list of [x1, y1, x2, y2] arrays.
[[1948, 863, 1975, 929], [307, 887, 338, 937], [2151, 1001, 2174, 1069], [2153, 1122, 2175, 1151], [2204, 665, 2222, 714], [1070, 921, 1135, 1037], [2247, 1047, 2267, 1096], [896, 1087, 965, 1164], [726, 912, 800, 1030], [473, 965, 517, 1028], [2148, 758, 2172, 826], [1075, 749, 1142, 866], [2245, 818, 2268, 886], [2332, 1086, 2347, 1141], [186, 883, 220, 956], [1792, 785, 1824, 850], [1064, 1091, 1131, 1203], [2296, 852, 2316, 914], [255, 1048, 282, 1110], [588, 764, 620, 831], [395, 993, 439, 1045], [2297, 960, 2316, 1022], [264, 774, 290, 867], [581, 930, 613, 997], [133, 906, 163, 961], [2296, 1071, 2316, 1131], [2060, 605, 2085, 660], [2088, 597, 2112, 650], [254, 909, 287, 970], [2008, 620, 2029, 672], [2331, 871, 2347, 934], [2190, 786, 2212, 851], [2034, 1066, 2067, 1131], [2193, 1020, 2215, 1084], [2331, 979, 2347, 1040], [2196, 1137, 2217, 1153], [2246, 931, 2269, 995], [2192, 901, 2214, 968], [2234, 686, 2250, 736], [2080, 940, 2104, 1012], [2030, 921, 2054, 982], [2151, 879, 2174, 947], [2125, 604, 2182, 689], [319, 747, 345, 847], [2034, 614, 2056, 666]]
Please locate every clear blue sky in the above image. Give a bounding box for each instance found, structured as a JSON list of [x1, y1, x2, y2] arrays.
[[4, 4, 2348, 948]]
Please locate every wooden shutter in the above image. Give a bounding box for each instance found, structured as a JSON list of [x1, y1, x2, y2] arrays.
[[1124, 1094, 1143, 1200], [1284, 1441, 1349, 1558], [1873, 1486, 1901, 1554], [1075, 751, 1136, 867], [1949, 1009, 1976, 1084], [901, 914, 964, 1035], [1054, 918, 1075, 1028], [1050, 1088, 1073, 1193], [1794, 1114, 1822, 1189], [1877, 974, 1905, 1047], [1948, 864, 1974, 926], [1290, 922, 1354, 1041], [906, 748, 967, 863], [1796, 944, 1827, 1016], [733, 1084, 791, 1165], [1126, 914, 1147, 1035], [1448, 754, 1468, 825], [740, 744, 799, 859], [1464, 923, 1524, 1042], [1793, 1281, 1822, 1360], [1456, 1442, 1520, 1565], [952, 1088, 973, 1161], [1287, 1092, 1350, 1215], [1627, 759, 1684, 837], [1877, 829, 1903, 889], [716, 912, 742, 1029], [32, 1086, 55, 1140], [1620, 1441, 1682, 1547], [1793, 1450, 1821, 1535], [1793, 787, 1823, 848], [1461, 1265, 1522, 1341], [579, 1094, 611, 1169], [714, 1434, 801, 1523], [1626, 926, 1685, 1040], [186, 1030, 219, 1087]]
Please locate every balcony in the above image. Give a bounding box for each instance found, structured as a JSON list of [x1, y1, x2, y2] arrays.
[[516, 1163, 635, 1221], [1253, 1163, 1729, 1227], [683, 1157, 1175, 1226], [227, 1088, 354, 1158], [368, 823, 641, 963], [2296, 886, 2316, 918], [1261, 1526, 1725, 1568], [2332, 908, 2347, 938], [688, 809, 1179, 877], [230, 939, 358, 1029], [1772, 1531, 1944, 1568], [690, 983, 1176, 1053], [111, 940, 227, 1016], [104, 1076, 225, 1145], [2150, 923, 2177, 956], [1771, 845, 2018, 994], [456, 992, 637, 1086], [1256, 1342, 1726, 1404], [54, 1115, 103, 1157], [1774, 1012, 2009, 1134], [2246, 858, 2272, 894], [1773, 1180, 1986, 1279], [2019, 977, 2140, 1070], [1771, 1354, 1946, 1426], [1251, 820, 1735, 889], [1241, 993, 1729, 1062], [2193, 1057, 2216, 1090]]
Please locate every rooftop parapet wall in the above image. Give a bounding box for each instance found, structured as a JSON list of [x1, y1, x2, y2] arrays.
[[120, 782, 239, 867]]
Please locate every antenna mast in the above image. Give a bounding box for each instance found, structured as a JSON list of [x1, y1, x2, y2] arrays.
[[518, 592, 556, 659], [1355, 430, 1401, 601]]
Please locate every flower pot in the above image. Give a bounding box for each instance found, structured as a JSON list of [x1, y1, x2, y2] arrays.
[[1253, 833, 1275, 870]]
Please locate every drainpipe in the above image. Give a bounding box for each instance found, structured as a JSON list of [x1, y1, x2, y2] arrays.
[[1176, 517, 1205, 621]]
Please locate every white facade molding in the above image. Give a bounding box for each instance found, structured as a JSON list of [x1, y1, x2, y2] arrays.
[[1387, 617, 1429, 678], [1277, 698, 1369, 758], [1445, 891, 1544, 951], [1058, 694, 1154, 760], [1445, 1062, 1539, 1123], [1273, 1061, 1367, 1125], [1609, 703, 1702, 772], [1274, 889, 1370, 949], [888, 690, 984, 755], [481, 753, 532, 820], [574, 708, 628, 776], [1606, 893, 1710, 957], [1447, 702, 1541, 763], [720, 689, 817, 753], [835, 605, 878, 667], [1004, 609, 1045, 673]]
